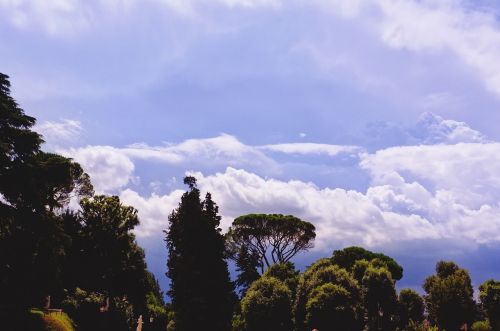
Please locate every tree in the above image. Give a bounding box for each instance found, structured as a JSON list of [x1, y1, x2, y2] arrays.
[[362, 266, 398, 331], [240, 277, 292, 331], [226, 214, 315, 272], [479, 279, 500, 331], [75, 195, 146, 298], [234, 245, 261, 297], [165, 176, 235, 331], [398, 288, 424, 329], [0, 73, 94, 309], [305, 283, 359, 331], [0, 72, 43, 205], [332, 246, 403, 281], [294, 261, 362, 331], [263, 262, 300, 297], [423, 261, 475, 331]]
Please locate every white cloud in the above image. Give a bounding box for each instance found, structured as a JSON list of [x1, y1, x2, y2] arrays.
[[412, 112, 488, 144], [58, 134, 280, 192], [260, 143, 361, 157], [35, 119, 82, 143], [195, 164, 500, 248], [57, 128, 500, 253], [124, 137, 500, 255], [363, 112, 488, 148], [123, 134, 280, 173], [360, 143, 500, 208], [60, 145, 135, 193], [189, 167, 441, 249], [120, 188, 184, 237]]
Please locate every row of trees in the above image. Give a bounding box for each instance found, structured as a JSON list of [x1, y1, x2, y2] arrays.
[[0, 73, 167, 330], [165, 178, 500, 331]]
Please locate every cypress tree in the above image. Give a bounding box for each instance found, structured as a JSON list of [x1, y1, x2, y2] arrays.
[[165, 176, 235, 331]]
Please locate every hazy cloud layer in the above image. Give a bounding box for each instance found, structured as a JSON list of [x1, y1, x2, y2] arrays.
[[35, 119, 82, 144]]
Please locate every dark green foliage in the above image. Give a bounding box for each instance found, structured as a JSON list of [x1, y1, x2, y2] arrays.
[[294, 260, 362, 331], [362, 266, 398, 331], [0, 72, 43, 206], [0, 73, 161, 329], [61, 288, 134, 331], [226, 214, 315, 271], [166, 177, 235, 331], [423, 261, 475, 331], [473, 320, 493, 331], [398, 288, 424, 329], [241, 277, 292, 331], [479, 279, 500, 331], [3, 152, 93, 212], [235, 245, 261, 296], [61, 288, 106, 330], [352, 259, 370, 284], [305, 283, 359, 331], [142, 271, 168, 330], [332, 246, 403, 281], [0, 73, 95, 308], [67, 195, 149, 306], [263, 262, 300, 297]]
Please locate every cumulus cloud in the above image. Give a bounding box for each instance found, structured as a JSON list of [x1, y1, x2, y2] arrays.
[[364, 112, 488, 148], [120, 188, 184, 237], [193, 164, 500, 249], [412, 112, 488, 144], [360, 143, 500, 208], [55, 122, 500, 255], [61, 146, 135, 193], [123, 137, 500, 256], [191, 168, 439, 249], [35, 119, 82, 144]]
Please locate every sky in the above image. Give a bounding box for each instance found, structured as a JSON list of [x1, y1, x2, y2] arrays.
[[2, 0, 500, 294]]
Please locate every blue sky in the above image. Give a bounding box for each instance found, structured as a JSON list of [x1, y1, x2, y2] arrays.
[[3, 0, 500, 293]]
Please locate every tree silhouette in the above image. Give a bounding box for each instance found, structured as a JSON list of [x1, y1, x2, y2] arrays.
[[332, 246, 403, 281], [165, 177, 235, 331], [226, 214, 315, 272], [398, 288, 424, 329], [423, 261, 475, 331], [479, 279, 500, 331]]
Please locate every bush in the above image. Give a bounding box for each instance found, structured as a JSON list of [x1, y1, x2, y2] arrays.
[[472, 320, 492, 331], [27, 309, 76, 331], [61, 288, 105, 330], [41, 312, 76, 331]]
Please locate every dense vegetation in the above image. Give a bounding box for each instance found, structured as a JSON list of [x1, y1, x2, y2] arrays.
[[0, 73, 167, 331], [1, 72, 500, 331]]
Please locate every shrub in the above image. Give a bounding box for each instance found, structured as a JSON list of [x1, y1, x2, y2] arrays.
[[41, 312, 76, 331], [472, 320, 492, 331]]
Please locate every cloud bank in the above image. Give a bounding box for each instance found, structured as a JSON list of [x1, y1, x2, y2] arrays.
[[53, 114, 500, 256]]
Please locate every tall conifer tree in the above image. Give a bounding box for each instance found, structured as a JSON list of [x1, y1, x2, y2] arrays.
[[165, 176, 234, 331]]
